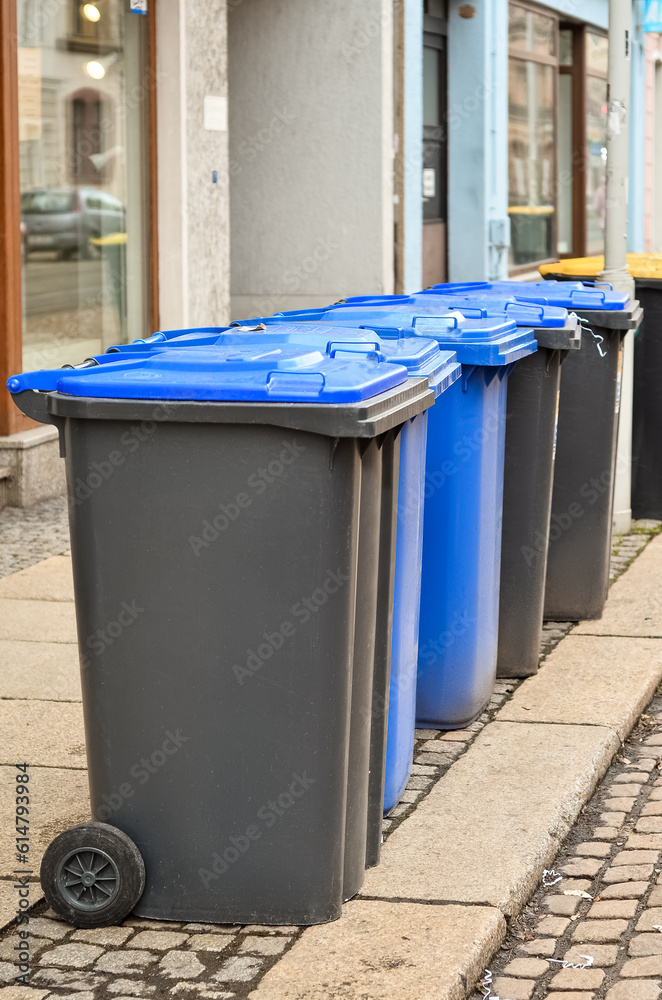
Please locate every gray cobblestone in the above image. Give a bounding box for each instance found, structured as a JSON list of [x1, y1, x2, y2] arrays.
[[130, 930, 190, 950], [94, 949, 158, 974], [159, 950, 207, 979], [107, 979, 158, 995], [212, 955, 264, 982], [37, 943, 104, 968], [185, 933, 235, 952]]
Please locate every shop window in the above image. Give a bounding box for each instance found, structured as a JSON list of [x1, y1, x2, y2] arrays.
[[556, 23, 608, 258], [508, 2, 558, 270], [16, 0, 150, 372], [422, 2, 447, 285], [71, 89, 113, 184]]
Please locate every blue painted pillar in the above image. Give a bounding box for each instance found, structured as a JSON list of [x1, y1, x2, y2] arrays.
[[628, 0, 646, 252], [447, 0, 509, 281], [402, 0, 423, 292]]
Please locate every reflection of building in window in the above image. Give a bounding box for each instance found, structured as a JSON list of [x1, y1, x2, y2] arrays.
[[67, 0, 120, 54], [507, 2, 558, 269], [70, 88, 113, 183]]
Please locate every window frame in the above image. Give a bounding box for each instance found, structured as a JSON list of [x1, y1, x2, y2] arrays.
[[0, 0, 159, 436], [558, 21, 608, 260], [507, 0, 560, 275]]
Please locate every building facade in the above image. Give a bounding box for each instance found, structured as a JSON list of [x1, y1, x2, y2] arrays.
[[0, 0, 656, 506]]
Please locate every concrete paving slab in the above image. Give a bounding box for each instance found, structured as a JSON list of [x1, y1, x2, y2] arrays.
[[0, 556, 73, 602], [0, 766, 88, 878], [247, 900, 505, 1000], [361, 722, 619, 915], [575, 535, 662, 637], [497, 636, 662, 739], [0, 600, 76, 644], [0, 641, 80, 702], [0, 702, 86, 768]]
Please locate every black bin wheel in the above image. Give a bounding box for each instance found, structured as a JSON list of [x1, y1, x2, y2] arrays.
[[40, 822, 145, 928]]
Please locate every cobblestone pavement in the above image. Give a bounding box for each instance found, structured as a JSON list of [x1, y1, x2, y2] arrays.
[[470, 698, 662, 1000], [0, 520, 659, 999], [0, 498, 69, 578]]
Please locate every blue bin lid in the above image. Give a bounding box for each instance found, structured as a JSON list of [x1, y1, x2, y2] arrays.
[[323, 292, 569, 328], [108, 323, 461, 398], [247, 309, 537, 367], [425, 280, 630, 311], [7, 344, 410, 404]]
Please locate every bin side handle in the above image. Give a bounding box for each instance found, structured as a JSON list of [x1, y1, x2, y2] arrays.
[[10, 391, 66, 456]]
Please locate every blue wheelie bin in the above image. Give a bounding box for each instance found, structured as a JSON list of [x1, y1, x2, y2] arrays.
[[240, 307, 537, 727], [106, 322, 462, 818], [421, 280, 642, 621], [318, 293, 581, 678]]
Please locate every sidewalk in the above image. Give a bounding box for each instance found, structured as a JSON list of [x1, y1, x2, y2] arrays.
[[0, 528, 661, 999]]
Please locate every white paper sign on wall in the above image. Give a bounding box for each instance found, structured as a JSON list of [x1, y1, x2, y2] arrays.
[[204, 96, 228, 132], [423, 168, 436, 199]]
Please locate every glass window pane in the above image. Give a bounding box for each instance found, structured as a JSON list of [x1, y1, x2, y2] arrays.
[[18, 0, 149, 372], [508, 58, 556, 267], [508, 3, 527, 48], [509, 4, 556, 57], [423, 46, 440, 126], [557, 73, 573, 254], [586, 32, 608, 75], [586, 74, 608, 255], [559, 28, 573, 67], [422, 39, 446, 222], [424, 0, 447, 17]]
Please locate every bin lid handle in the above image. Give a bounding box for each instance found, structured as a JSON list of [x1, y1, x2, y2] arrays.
[[504, 301, 545, 320], [329, 342, 383, 358], [266, 371, 327, 395], [569, 288, 606, 304], [448, 305, 488, 318]]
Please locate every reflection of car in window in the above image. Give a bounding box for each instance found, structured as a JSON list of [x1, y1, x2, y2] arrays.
[[20, 187, 125, 260]]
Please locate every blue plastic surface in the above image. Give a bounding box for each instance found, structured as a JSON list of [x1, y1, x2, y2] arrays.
[[416, 369, 508, 727], [425, 280, 631, 310], [384, 407, 427, 811], [247, 307, 536, 737], [107, 324, 461, 399], [306, 292, 570, 328], [247, 309, 537, 367], [7, 344, 410, 404]]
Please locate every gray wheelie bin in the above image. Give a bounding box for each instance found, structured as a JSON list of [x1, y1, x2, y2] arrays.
[[8, 344, 433, 927]]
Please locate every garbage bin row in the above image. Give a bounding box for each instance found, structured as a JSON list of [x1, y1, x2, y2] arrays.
[[6, 272, 641, 930]]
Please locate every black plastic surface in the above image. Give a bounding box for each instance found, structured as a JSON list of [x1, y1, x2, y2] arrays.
[[497, 348, 562, 676], [16, 382, 427, 924], [632, 283, 662, 517], [543, 326, 625, 620]]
